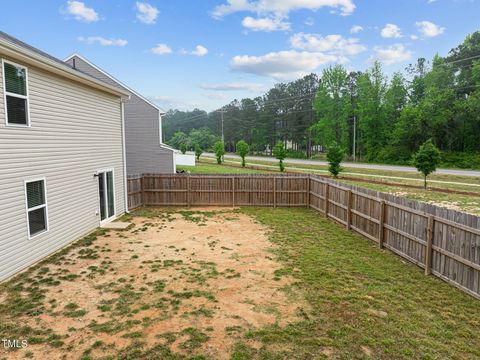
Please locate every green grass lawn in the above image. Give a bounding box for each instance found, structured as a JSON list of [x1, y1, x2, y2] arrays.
[[1, 207, 479, 359], [177, 162, 267, 174], [182, 160, 480, 215], [205, 156, 480, 191], [233, 207, 480, 359]]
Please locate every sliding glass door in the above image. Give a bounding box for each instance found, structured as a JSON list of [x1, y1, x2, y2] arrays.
[[98, 170, 115, 223]]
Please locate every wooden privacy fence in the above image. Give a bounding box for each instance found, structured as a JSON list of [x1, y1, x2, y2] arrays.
[[127, 173, 480, 300]]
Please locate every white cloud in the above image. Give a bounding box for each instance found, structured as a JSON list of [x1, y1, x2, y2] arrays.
[[212, 0, 356, 18], [381, 23, 402, 38], [203, 92, 228, 100], [192, 45, 209, 56], [231, 50, 339, 81], [415, 20, 445, 37], [136, 2, 159, 24], [199, 82, 266, 92], [64, 1, 99, 22], [290, 32, 366, 56], [77, 36, 127, 46], [242, 16, 290, 31], [410, 34, 419, 40], [150, 43, 172, 55], [304, 17, 315, 26], [370, 44, 412, 65], [150, 96, 200, 111], [350, 25, 363, 34]]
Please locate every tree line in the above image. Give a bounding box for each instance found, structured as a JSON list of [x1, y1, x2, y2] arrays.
[[163, 31, 480, 168]]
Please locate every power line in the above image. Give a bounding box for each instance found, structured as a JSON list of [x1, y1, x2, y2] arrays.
[[166, 53, 480, 124], [443, 53, 480, 65], [168, 92, 316, 123]]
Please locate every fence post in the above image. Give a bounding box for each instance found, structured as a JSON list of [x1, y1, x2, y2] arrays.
[[232, 177, 235, 207], [273, 177, 276, 208], [141, 176, 145, 206], [187, 175, 191, 208], [306, 176, 310, 208], [324, 183, 329, 218], [378, 200, 386, 248], [425, 215, 435, 275], [346, 189, 352, 230]]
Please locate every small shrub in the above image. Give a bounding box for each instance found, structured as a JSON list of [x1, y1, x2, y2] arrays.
[[273, 141, 287, 172], [236, 140, 250, 167], [413, 139, 441, 188], [194, 144, 203, 160], [180, 143, 187, 155], [326, 143, 345, 178], [214, 141, 225, 164]]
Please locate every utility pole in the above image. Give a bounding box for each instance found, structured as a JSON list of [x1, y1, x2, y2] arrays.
[[217, 109, 226, 144], [216, 108, 227, 161], [353, 115, 356, 162]]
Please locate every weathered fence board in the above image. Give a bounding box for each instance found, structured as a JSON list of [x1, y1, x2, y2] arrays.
[[127, 173, 480, 300]]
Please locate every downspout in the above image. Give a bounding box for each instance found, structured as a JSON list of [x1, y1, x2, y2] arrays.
[[121, 98, 129, 214]]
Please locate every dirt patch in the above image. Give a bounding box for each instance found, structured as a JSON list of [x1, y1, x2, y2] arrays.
[[1, 208, 306, 359]]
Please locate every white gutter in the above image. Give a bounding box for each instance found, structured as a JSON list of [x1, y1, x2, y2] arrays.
[[120, 100, 129, 214]]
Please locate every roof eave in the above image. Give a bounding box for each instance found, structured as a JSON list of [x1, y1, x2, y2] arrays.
[[64, 53, 164, 112], [0, 40, 130, 98]]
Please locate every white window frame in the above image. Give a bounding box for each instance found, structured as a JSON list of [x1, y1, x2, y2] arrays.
[[2, 58, 31, 128], [24, 177, 49, 240], [97, 168, 116, 225]]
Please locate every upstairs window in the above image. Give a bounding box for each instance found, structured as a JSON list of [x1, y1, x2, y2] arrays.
[[3, 60, 29, 126], [25, 179, 48, 238]]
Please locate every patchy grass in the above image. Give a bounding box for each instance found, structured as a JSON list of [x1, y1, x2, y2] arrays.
[[236, 207, 480, 359], [0, 208, 302, 359], [2, 207, 480, 359]]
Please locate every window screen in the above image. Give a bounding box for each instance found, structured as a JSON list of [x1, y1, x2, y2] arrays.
[[25, 179, 48, 237], [3, 61, 29, 126]]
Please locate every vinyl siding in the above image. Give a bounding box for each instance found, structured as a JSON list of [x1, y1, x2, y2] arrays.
[[0, 56, 126, 281], [65, 56, 175, 175], [124, 93, 174, 174]]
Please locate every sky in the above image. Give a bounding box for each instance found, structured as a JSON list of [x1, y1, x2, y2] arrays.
[[0, 0, 478, 112]]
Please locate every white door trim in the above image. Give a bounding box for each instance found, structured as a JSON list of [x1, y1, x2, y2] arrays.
[[97, 168, 116, 225]]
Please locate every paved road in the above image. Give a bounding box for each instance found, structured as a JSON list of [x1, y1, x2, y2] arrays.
[[203, 153, 480, 177]]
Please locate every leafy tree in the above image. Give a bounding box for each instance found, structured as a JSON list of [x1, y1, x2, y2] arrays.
[[194, 144, 203, 160], [163, 109, 209, 140], [180, 143, 187, 154], [312, 65, 351, 151], [168, 131, 189, 149], [163, 32, 480, 167], [236, 140, 250, 167], [189, 128, 218, 150], [214, 141, 225, 164], [413, 139, 441, 188], [356, 61, 388, 161], [273, 141, 287, 172], [326, 143, 344, 178]]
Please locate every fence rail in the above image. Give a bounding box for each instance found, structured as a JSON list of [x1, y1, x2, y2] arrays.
[[127, 173, 480, 300]]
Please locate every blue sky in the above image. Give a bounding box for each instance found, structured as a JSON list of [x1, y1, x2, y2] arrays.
[[1, 0, 478, 111]]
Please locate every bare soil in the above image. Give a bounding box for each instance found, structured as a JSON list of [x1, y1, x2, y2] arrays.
[[1, 208, 306, 359]]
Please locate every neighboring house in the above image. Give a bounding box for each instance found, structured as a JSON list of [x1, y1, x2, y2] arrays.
[[0, 32, 130, 281], [64, 54, 177, 175]]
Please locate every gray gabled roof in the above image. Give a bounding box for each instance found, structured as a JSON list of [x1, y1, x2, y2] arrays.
[[64, 53, 166, 115], [0, 31, 130, 97], [0, 31, 73, 69]]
